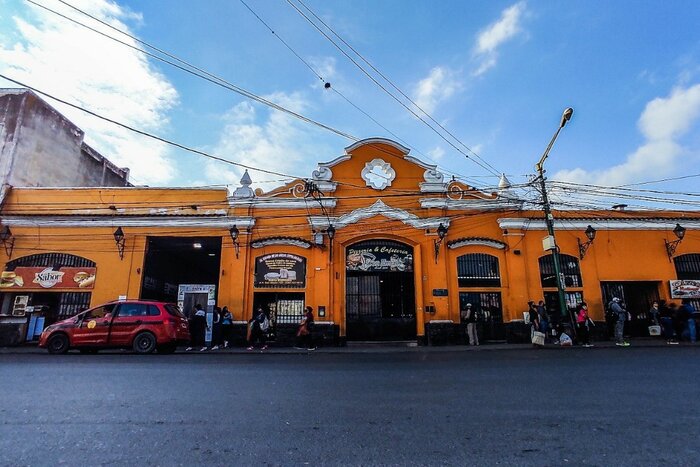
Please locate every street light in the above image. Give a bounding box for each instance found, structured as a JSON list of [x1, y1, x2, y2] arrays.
[[229, 225, 240, 259], [535, 107, 574, 333], [113, 227, 125, 260], [577, 225, 597, 259], [434, 223, 448, 263], [664, 223, 686, 261], [0, 225, 15, 258], [326, 224, 336, 257]]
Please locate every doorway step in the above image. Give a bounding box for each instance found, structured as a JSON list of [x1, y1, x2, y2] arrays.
[[346, 340, 418, 348]]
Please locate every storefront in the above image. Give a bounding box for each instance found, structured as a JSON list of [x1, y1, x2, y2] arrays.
[[1, 138, 700, 346]]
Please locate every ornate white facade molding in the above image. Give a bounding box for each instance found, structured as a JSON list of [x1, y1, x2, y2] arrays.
[[345, 138, 410, 154], [1, 215, 256, 229], [447, 237, 507, 250], [420, 197, 523, 210], [250, 237, 312, 249], [498, 217, 700, 231], [229, 196, 337, 209], [361, 158, 396, 190], [307, 199, 450, 230], [419, 168, 448, 193]]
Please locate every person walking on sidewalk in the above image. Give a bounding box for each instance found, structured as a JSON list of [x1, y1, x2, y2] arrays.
[[576, 302, 594, 347], [678, 299, 697, 343], [186, 304, 207, 352], [660, 301, 678, 344], [247, 307, 269, 351], [462, 303, 479, 346], [295, 306, 316, 350], [610, 297, 630, 346]]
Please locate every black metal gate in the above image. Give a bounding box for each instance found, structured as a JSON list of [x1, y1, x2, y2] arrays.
[[345, 240, 416, 341], [458, 292, 504, 341], [600, 281, 660, 336]]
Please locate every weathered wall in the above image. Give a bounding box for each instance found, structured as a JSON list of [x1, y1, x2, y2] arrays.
[[0, 89, 130, 188]]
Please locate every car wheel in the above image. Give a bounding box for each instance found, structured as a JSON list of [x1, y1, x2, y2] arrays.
[[133, 332, 157, 354], [157, 344, 177, 354], [47, 334, 69, 354]]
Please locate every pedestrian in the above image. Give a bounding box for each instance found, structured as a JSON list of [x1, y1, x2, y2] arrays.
[[462, 303, 479, 346], [247, 306, 269, 351], [186, 304, 207, 351], [610, 297, 630, 347], [295, 306, 316, 350], [209, 306, 222, 350], [678, 299, 697, 343], [648, 301, 660, 326], [528, 301, 542, 347], [221, 306, 233, 348], [660, 301, 678, 344], [576, 302, 594, 347], [537, 300, 549, 335]]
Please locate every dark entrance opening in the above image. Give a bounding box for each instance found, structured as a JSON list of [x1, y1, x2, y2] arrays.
[[601, 281, 660, 337], [140, 236, 222, 303], [458, 292, 505, 341], [345, 239, 416, 341]]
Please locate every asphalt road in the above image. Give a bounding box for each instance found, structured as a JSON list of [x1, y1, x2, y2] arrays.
[[1, 347, 699, 466]]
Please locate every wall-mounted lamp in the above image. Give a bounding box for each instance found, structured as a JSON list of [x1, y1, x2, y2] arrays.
[[0, 225, 15, 258], [434, 223, 448, 263], [229, 225, 240, 259], [113, 226, 125, 260], [326, 224, 336, 258], [577, 225, 597, 259], [664, 223, 686, 261]]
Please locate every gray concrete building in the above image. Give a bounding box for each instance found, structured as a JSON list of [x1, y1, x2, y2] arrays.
[[0, 88, 131, 198]]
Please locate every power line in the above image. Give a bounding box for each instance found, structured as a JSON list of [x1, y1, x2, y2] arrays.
[[287, 0, 503, 177]]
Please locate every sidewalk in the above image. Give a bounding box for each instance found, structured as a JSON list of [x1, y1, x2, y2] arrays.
[[1, 339, 692, 355]]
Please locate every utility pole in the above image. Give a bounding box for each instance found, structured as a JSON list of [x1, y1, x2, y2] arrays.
[[535, 108, 574, 334]]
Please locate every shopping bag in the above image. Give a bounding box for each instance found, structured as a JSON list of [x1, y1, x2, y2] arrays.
[[531, 331, 545, 346], [648, 325, 661, 336], [559, 333, 573, 346]]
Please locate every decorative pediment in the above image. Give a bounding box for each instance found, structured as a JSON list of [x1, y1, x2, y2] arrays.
[[250, 237, 312, 249], [308, 199, 450, 230], [447, 237, 507, 250]]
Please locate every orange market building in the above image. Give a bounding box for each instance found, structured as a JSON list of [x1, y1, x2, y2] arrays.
[[1, 138, 699, 346]]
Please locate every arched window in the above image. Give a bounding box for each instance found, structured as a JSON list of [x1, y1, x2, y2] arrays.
[[674, 254, 700, 280], [456, 253, 501, 287], [5, 252, 95, 270], [538, 254, 582, 288]]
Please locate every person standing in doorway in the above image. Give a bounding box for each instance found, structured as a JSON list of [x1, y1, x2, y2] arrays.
[[463, 303, 479, 346], [221, 306, 233, 348], [610, 297, 630, 347]]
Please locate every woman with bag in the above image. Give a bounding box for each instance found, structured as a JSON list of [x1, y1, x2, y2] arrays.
[[221, 306, 233, 348], [576, 302, 594, 347], [247, 307, 268, 351], [295, 306, 316, 350], [528, 301, 544, 347]]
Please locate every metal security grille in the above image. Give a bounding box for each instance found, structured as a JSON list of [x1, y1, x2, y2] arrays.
[[539, 254, 582, 288], [57, 292, 92, 318], [456, 253, 501, 287], [458, 292, 504, 341], [674, 254, 700, 280], [5, 253, 96, 270], [346, 275, 381, 321]]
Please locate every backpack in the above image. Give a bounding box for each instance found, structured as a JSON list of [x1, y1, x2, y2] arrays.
[[260, 317, 270, 332]]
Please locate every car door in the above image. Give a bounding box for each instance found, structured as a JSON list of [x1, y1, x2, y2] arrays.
[[109, 303, 149, 346], [71, 305, 114, 346]]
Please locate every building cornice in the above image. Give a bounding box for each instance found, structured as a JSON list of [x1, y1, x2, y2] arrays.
[[344, 138, 410, 154], [0, 215, 255, 229], [250, 237, 312, 249], [498, 217, 700, 231], [420, 197, 524, 210], [228, 197, 337, 209], [308, 199, 450, 230], [447, 237, 507, 250]]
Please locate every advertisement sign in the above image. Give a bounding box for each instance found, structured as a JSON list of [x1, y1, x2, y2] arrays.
[[0, 267, 96, 290], [670, 280, 700, 299], [254, 253, 306, 288], [346, 244, 413, 272]]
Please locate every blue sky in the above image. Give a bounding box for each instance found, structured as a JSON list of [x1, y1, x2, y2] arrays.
[[2, 0, 700, 205]]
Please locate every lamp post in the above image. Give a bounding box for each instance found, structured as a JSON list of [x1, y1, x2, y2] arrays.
[[326, 224, 336, 259], [113, 227, 125, 260], [535, 107, 574, 332], [664, 223, 686, 261], [229, 225, 240, 259], [434, 223, 448, 263], [577, 225, 597, 259], [0, 225, 15, 258]]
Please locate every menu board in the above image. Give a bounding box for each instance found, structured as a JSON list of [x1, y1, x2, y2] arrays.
[[254, 254, 306, 288]]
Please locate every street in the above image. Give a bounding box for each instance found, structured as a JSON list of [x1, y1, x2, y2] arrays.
[[1, 347, 699, 466]]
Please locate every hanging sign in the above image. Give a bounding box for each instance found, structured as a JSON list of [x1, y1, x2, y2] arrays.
[[346, 244, 413, 272], [0, 267, 96, 290], [254, 253, 306, 288], [670, 280, 700, 299]]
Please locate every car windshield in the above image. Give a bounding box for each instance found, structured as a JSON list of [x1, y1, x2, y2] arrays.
[[164, 304, 185, 318]]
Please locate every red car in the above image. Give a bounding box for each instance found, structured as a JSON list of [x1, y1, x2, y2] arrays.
[[39, 300, 190, 354]]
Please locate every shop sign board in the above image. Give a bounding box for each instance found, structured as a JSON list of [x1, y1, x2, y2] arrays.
[[670, 280, 700, 299], [0, 267, 96, 290], [254, 253, 306, 288], [346, 244, 413, 272]]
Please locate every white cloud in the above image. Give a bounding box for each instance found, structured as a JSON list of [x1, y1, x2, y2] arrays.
[[208, 93, 328, 192], [412, 66, 460, 114], [554, 83, 700, 187], [428, 146, 445, 161], [473, 2, 526, 76], [0, 0, 178, 185]]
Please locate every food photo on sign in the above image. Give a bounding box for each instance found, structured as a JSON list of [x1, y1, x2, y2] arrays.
[[0, 267, 96, 289], [254, 253, 306, 288]]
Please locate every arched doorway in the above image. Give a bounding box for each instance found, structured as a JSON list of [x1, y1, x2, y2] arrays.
[[345, 239, 416, 341]]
